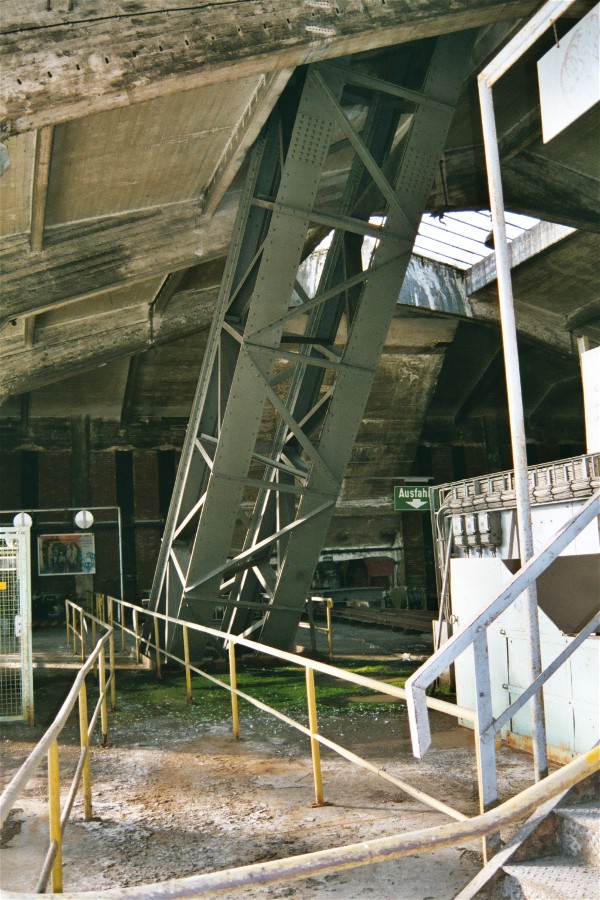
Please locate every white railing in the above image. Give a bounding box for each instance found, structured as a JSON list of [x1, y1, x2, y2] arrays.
[[432, 452, 600, 515], [406, 491, 600, 818]]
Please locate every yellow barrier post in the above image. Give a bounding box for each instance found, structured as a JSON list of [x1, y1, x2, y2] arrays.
[[99, 645, 108, 747], [72, 604, 77, 653], [78, 682, 93, 821], [80, 609, 86, 664], [228, 642, 240, 739], [183, 625, 193, 705], [107, 597, 117, 711], [91, 613, 97, 677], [154, 617, 162, 680], [121, 605, 126, 653], [133, 608, 141, 663], [305, 668, 324, 806], [326, 600, 333, 662], [47, 739, 63, 893], [65, 601, 70, 648]]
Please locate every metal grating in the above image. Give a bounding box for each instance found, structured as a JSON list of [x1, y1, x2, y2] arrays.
[[0, 534, 22, 718], [0, 528, 33, 722]]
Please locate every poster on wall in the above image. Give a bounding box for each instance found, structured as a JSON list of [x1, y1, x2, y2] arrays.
[[38, 534, 96, 576]]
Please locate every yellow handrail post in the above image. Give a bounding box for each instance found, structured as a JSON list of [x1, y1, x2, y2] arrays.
[[326, 600, 333, 662], [305, 668, 324, 806], [228, 642, 240, 739], [133, 608, 141, 663], [65, 601, 70, 648], [91, 612, 97, 678], [80, 609, 86, 664], [121, 601, 126, 653], [183, 625, 193, 705], [47, 739, 62, 893], [154, 616, 162, 680], [107, 596, 117, 711], [72, 604, 77, 654], [99, 645, 108, 747], [78, 682, 93, 821]]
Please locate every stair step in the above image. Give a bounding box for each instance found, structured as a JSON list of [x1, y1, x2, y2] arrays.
[[556, 804, 600, 866], [503, 856, 600, 899]]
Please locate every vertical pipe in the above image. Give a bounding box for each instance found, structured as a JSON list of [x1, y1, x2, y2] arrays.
[[47, 739, 62, 893], [305, 668, 324, 806], [72, 605, 77, 653], [228, 642, 240, 739], [183, 625, 193, 705], [65, 601, 70, 648], [478, 77, 548, 782], [154, 617, 162, 680], [99, 645, 108, 747], [78, 682, 93, 821]]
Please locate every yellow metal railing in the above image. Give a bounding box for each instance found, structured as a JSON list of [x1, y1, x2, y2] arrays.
[[89, 592, 475, 820], [0, 614, 115, 894], [3, 594, 598, 897], [87, 747, 600, 899]]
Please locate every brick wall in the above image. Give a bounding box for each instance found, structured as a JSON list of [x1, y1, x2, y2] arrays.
[[133, 451, 159, 520], [0, 452, 21, 509], [38, 452, 71, 508], [90, 453, 117, 506]]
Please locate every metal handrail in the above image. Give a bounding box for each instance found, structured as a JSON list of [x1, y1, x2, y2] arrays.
[[0, 619, 114, 894], [91, 591, 474, 822], [405, 490, 600, 825], [433, 452, 600, 513], [8, 745, 597, 900]]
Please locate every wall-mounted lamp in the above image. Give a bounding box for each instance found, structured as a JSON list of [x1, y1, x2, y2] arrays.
[[13, 512, 33, 528], [74, 510, 94, 530]]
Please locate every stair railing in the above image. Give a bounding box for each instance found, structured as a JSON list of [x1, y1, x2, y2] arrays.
[[405, 490, 600, 816]]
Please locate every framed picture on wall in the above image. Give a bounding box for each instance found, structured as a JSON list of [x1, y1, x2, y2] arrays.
[[38, 534, 96, 576]]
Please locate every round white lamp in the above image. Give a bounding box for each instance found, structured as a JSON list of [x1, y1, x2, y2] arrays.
[[13, 512, 33, 528], [74, 509, 94, 530]]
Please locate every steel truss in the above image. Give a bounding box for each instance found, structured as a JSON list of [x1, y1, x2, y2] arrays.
[[149, 32, 474, 654]]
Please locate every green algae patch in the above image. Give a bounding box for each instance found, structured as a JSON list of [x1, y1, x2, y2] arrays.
[[108, 657, 415, 729]]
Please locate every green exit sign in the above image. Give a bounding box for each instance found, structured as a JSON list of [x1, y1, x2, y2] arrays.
[[394, 485, 430, 511]]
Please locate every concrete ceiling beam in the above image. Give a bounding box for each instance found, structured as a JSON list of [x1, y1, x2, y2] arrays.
[[0, 286, 217, 403], [0, 0, 539, 137], [0, 199, 235, 328]]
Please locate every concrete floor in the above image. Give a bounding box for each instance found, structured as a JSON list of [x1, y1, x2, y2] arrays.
[[0, 622, 539, 898]]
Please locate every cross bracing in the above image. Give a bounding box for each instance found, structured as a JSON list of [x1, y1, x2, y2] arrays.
[[149, 33, 475, 655]]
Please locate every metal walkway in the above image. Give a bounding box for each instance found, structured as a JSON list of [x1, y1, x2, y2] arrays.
[[149, 33, 475, 655]]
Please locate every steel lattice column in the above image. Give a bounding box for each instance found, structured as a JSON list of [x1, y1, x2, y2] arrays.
[[150, 32, 475, 656]]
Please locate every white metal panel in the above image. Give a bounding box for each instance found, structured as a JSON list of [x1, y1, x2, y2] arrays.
[[538, 5, 600, 142], [531, 503, 600, 556], [569, 638, 600, 751], [450, 556, 599, 755], [450, 558, 511, 722]]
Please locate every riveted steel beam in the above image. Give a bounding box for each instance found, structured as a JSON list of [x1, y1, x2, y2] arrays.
[[150, 34, 475, 655]]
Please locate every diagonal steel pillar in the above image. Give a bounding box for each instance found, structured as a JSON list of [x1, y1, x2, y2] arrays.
[[150, 33, 475, 655]]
